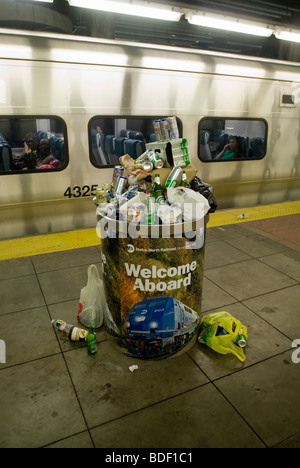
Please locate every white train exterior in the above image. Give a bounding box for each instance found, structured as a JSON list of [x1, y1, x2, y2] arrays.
[[0, 28, 299, 240]]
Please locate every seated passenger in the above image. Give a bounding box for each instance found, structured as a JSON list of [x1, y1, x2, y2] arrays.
[[36, 139, 55, 168], [23, 151, 38, 170], [49, 159, 60, 168], [215, 136, 243, 160], [37, 159, 60, 170], [13, 132, 40, 169]]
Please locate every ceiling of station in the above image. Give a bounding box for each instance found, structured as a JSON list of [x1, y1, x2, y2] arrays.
[[153, 0, 300, 26], [1, 0, 300, 61]]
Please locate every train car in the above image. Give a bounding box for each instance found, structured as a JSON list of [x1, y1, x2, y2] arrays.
[[125, 296, 200, 357], [0, 28, 299, 240]]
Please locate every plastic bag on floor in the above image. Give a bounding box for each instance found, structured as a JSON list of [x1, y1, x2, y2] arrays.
[[198, 311, 248, 362], [77, 264, 104, 328]]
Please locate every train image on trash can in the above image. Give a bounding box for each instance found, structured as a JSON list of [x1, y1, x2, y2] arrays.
[[125, 296, 200, 357], [0, 28, 299, 241]]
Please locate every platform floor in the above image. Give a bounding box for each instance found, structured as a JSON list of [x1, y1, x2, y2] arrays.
[[0, 209, 299, 449]]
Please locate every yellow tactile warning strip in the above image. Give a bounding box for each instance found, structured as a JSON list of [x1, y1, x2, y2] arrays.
[[0, 229, 100, 261], [207, 200, 300, 227], [0, 200, 299, 261]]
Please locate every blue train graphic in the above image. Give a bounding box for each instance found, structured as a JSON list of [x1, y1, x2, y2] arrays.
[[125, 296, 200, 358]]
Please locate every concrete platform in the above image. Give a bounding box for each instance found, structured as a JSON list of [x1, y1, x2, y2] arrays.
[[0, 209, 299, 449]]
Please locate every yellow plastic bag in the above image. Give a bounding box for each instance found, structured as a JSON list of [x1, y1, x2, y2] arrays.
[[198, 311, 248, 362]]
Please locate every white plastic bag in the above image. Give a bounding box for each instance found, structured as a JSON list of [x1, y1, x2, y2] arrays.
[[77, 264, 104, 328], [167, 187, 210, 221]]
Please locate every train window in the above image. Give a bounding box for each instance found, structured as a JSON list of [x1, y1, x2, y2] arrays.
[[198, 118, 267, 162], [0, 116, 68, 174], [88, 116, 182, 167]]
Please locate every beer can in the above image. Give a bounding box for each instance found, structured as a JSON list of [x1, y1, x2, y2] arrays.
[[142, 160, 153, 172], [102, 183, 113, 190], [106, 188, 114, 200], [237, 329, 247, 348], [127, 203, 145, 223], [96, 188, 107, 205], [100, 184, 113, 200], [153, 120, 162, 142], [164, 166, 183, 188], [134, 160, 143, 170], [112, 165, 124, 187], [106, 203, 117, 218], [135, 150, 149, 162], [165, 166, 183, 188], [148, 150, 164, 169], [167, 116, 179, 139], [160, 118, 170, 141], [114, 175, 128, 197]]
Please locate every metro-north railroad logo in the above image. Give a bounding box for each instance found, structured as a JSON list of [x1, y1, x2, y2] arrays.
[[0, 339, 6, 364]]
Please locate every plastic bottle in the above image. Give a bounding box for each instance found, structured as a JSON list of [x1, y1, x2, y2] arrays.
[[151, 174, 165, 204], [180, 170, 191, 188], [86, 327, 97, 355], [51, 319, 88, 342]]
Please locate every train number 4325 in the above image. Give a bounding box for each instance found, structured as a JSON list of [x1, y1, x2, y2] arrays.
[[64, 185, 98, 198]]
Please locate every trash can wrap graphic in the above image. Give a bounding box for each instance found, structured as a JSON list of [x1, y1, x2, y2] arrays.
[[99, 216, 207, 359]]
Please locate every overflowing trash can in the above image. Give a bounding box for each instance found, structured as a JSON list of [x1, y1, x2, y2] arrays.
[[95, 116, 216, 359]]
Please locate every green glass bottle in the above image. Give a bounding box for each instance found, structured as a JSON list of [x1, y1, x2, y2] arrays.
[[180, 170, 191, 188], [151, 174, 165, 204], [86, 327, 97, 355]]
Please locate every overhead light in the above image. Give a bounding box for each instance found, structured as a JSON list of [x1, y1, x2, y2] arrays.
[[275, 30, 300, 43], [186, 12, 273, 37], [32, 0, 54, 3], [68, 0, 182, 22]]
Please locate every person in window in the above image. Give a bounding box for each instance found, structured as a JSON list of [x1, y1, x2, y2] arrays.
[[13, 132, 40, 169], [37, 159, 60, 170], [215, 136, 243, 160], [23, 151, 38, 170], [36, 139, 55, 168], [24, 132, 39, 154]]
